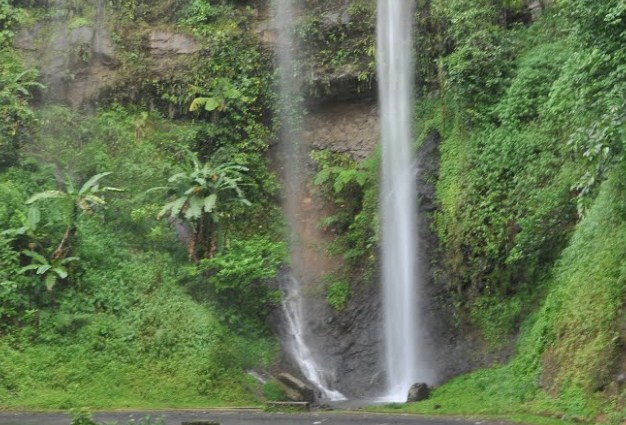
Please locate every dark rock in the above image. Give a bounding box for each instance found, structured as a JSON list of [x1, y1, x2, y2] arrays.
[[307, 67, 376, 102], [407, 382, 430, 402], [302, 100, 378, 161], [322, 12, 342, 30], [276, 372, 316, 403]]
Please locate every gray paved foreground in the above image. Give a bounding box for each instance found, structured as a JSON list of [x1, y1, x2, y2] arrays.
[[0, 411, 511, 425]]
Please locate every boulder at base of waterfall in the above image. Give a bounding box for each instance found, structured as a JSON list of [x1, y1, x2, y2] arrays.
[[407, 382, 430, 402], [277, 373, 316, 403]]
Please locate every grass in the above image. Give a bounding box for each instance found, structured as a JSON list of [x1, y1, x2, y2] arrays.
[[0, 245, 276, 411]]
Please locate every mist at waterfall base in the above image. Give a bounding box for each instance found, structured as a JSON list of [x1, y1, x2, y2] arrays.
[[378, 0, 436, 402], [273, 0, 346, 402]]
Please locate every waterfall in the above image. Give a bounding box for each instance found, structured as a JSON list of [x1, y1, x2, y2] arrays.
[[273, 0, 346, 401], [377, 0, 434, 401], [281, 278, 345, 401]]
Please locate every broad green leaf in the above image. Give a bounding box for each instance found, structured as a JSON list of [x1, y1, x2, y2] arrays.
[[190, 97, 221, 112], [61, 257, 80, 264], [36, 264, 52, 275], [145, 186, 168, 193], [27, 206, 41, 227], [223, 85, 242, 100], [189, 97, 207, 112], [184, 186, 199, 196], [79, 172, 113, 195], [204, 97, 221, 111], [26, 190, 65, 204], [78, 199, 92, 213], [66, 176, 76, 195], [158, 197, 187, 219], [356, 172, 367, 186], [204, 194, 217, 213], [185, 197, 204, 220], [45, 274, 57, 291], [314, 168, 332, 186], [19, 264, 40, 274], [54, 267, 68, 279], [13, 226, 27, 235], [21, 249, 48, 265], [84, 194, 106, 207], [168, 172, 188, 183]]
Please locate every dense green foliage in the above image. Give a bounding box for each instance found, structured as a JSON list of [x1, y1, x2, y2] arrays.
[[0, 0, 38, 170], [0, 106, 279, 409], [0, 0, 283, 410], [380, 170, 626, 424]]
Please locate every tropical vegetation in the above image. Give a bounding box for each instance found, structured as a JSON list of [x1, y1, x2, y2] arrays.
[[0, 0, 624, 423]]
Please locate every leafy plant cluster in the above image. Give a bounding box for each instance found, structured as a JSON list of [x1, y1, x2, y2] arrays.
[[311, 149, 379, 308], [100, 0, 279, 218], [423, 0, 626, 305], [294, 0, 376, 95], [0, 1, 39, 170], [195, 236, 286, 331]]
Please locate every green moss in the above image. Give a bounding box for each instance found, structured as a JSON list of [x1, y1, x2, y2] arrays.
[[538, 169, 626, 394]]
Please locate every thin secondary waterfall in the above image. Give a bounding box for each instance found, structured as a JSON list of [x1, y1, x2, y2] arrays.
[[377, 0, 432, 401], [281, 278, 345, 400], [273, 0, 345, 401]]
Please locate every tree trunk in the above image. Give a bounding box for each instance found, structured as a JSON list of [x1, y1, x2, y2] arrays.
[[52, 224, 75, 260]]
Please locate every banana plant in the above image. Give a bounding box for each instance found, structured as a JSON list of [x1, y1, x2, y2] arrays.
[[153, 151, 251, 261], [19, 249, 79, 291], [26, 172, 123, 259]]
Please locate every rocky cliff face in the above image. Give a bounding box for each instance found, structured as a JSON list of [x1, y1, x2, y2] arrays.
[[14, 2, 199, 110], [14, 3, 118, 108]]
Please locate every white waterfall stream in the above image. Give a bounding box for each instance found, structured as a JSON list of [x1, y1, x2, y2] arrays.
[[377, 0, 434, 401]]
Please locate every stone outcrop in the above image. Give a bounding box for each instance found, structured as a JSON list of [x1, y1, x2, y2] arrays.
[[302, 101, 378, 161], [276, 373, 316, 403], [14, 19, 119, 108], [416, 129, 517, 382], [407, 382, 430, 402], [14, 9, 199, 109], [149, 30, 198, 57], [525, 0, 554, 21]]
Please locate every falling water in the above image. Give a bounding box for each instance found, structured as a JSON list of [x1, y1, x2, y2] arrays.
[[281, 278, 345, 401], [273, 0, 345, 401], [378, 0, 433, 401]]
